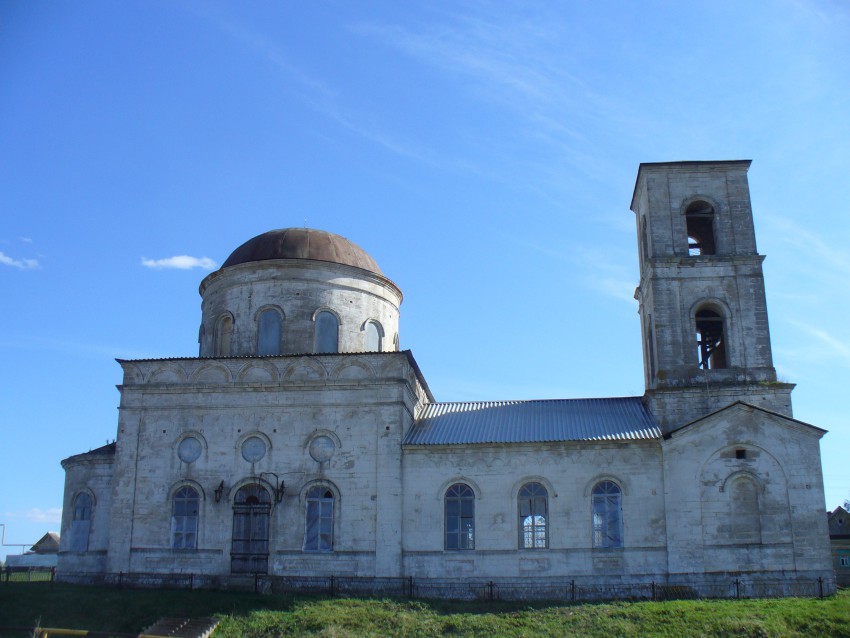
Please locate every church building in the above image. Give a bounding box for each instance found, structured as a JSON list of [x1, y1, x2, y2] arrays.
[[57, 161, 834, 595]]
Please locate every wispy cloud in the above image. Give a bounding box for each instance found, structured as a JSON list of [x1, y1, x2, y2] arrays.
[[141, 256, 217, 271], [0, 251, 39, 270], [791, 322, 850, 368], [764, 215, 850, 276], [4, 508, 62, 524]]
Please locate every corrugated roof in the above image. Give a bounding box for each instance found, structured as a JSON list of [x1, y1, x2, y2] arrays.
[[404, 397, 661, 445]]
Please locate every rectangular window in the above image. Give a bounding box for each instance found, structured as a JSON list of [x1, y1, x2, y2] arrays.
[[839, 555, 850, 568]]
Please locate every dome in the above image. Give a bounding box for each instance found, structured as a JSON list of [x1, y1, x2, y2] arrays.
[[221, 228, 383, 275]]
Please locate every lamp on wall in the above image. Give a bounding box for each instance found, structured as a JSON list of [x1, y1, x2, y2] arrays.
[[261, 472, 285, 502], [214, 480, 225, 503]]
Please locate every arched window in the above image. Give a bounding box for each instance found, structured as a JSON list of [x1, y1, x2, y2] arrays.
[[314, 311, 339, 353], [70, 492, 92, 552], [364, 321, 382, 352], [304, 486, 334, 552], [730, 476, 761, 543], [393, 333, 400, 352], [518, 482, 548, 549], [695, 308, 727, 369], [257, 309, 281, 356], [592, 481, 622, 548], [445, 483, 475, 550], [171, 486, 199, 549], [216, 315, 233, 357], [686, 201, 716, 256]]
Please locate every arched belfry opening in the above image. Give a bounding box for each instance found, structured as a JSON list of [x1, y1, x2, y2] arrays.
[[695, 308, 727, 370], [686, 201, 716, 256]]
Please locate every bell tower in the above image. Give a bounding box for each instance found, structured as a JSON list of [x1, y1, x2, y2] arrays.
[[630, 161, 793, 430]]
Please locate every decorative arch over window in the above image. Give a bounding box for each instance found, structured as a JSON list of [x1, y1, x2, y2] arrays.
[[304, 485, 335, 552], [364, 320, 383, 352], [314, 310, 339, 353], [171, 486, 199, 549], [592, 480, 622, 548], [257, 308, 282, 356], [70, 492, 93, 552], [518, 482, 548, 549], [685, 200, 716, 256], [445, 483, 475, 550], [215, 314, 233, 357], [695, 307, 727, 369]]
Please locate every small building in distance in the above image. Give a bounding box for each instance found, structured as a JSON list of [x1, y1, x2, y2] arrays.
[[828, 506, 850, 586], [56, 161, 835, 597], [5, 532, 60, 569]]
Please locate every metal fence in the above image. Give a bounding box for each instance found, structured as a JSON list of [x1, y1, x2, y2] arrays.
[[0, 566, 55, 583], [37, 570, 836, 602]]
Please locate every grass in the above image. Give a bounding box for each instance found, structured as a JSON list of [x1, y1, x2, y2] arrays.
[[0, 584, 848, 637]]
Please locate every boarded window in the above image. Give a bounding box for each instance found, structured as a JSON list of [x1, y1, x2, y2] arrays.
[[231, 484, 271, 574], [314, 311, 339, 353], [171, 486, 199, 549], [730, 476, 761, 543], [696, 308, 727, 369], [365, 321, 382, 352], [518, 482, 548, 549], [70, 492, 92, 552], [445, 484, 475, 550], [257, 309, 281, 356], [592, 481, 622, 548], [216, 315, 233, 357], [304, 486, 334, 552]]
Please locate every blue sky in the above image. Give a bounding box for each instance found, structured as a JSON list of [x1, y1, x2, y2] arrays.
[[1, 1, 849, 559]]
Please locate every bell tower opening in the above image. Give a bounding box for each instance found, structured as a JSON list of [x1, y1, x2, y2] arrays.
[[685, 201, 716, 256]]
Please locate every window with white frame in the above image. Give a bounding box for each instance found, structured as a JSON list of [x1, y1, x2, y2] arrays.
[[304, 486, 334, 551], [171, 486, 199, 549], [518, 482, 548, 549], [445, 483, 475, 550]]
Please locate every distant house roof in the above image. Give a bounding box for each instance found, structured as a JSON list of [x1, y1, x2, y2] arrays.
[[30, 532, 59, 554], [829, 506, 850, 539], [404, 397, 661, 446]]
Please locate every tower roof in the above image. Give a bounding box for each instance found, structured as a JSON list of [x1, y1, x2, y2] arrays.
[[221, 228, 383, 275]]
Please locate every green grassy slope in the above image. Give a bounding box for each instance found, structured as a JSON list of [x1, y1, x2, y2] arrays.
[[0, 584, 847, 638]]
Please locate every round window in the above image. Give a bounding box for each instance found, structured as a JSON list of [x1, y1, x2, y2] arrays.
[[241, 436, 267, 462], [309, 435, 335, 463], [177, 436, 202, 463]]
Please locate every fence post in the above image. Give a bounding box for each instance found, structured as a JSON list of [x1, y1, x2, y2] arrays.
[[734, 578, 740, 599], [487, 580, 494, 603], [408, 575, 414, 599], [651, 581, 656, 601], [570, 579, 576, 602], [118, 571, 123, 589], [329, 575, 335, 596], [818, 576, 824, 599]]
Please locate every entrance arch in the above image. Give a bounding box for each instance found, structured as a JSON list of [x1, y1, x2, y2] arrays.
[[231, 484, 271, 574]]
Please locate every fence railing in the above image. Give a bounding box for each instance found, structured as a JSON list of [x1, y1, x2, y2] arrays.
[[35, 570, 836, 602], [0, 566, 55, 583]]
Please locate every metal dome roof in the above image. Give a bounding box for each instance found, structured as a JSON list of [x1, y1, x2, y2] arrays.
[[221, 228, 383, 275]]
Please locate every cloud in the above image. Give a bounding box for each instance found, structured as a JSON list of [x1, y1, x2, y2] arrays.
[[141, 256, 217, 271], [0, 251, 39, 270], [4, 508, 62, 524]]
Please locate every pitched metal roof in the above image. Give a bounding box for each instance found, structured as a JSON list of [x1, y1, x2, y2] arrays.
[[404, 397, 661, 446]]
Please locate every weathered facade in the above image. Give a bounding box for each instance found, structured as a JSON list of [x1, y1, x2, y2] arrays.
[[58, 161, 834, 595]]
